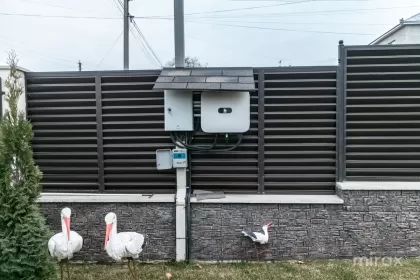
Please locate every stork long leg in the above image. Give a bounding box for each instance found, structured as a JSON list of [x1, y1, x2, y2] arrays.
[[132, 259, 138, 280], [254, 243, 259, 261], [66, 259, 70, 280], [127, 259, 132, 279], [59, 260, 64, 280], [127, 258, 136, 280]]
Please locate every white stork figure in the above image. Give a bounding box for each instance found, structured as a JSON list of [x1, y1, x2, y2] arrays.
[[242, 222, 273, 244], [104, 212, 145, 280], [242, 222, 273, 260], [48, 207, 83, 280]]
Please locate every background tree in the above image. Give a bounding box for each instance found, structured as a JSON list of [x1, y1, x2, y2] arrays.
[[165, 56, 208, 67], [0, 51, 57, 280]]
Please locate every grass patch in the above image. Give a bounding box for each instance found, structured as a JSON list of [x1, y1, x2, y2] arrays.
[[67, 258, 420, 280]]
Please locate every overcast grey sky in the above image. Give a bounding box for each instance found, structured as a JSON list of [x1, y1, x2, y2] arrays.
[[1, 0, 419, 71]]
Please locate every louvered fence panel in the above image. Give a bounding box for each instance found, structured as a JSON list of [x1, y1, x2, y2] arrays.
[[101, 72, 175, 193], [345, 45, 420, 180], [264, 67, 337, 193], [26, 74, 98, 191]]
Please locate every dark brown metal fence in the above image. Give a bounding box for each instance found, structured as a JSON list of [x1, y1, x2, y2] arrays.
[[263, 67, 337, 194], [26, 67, 338, 194], [26, 44, 419, 194], [26, 71, 175, 193], [340, 44, 420, 181]]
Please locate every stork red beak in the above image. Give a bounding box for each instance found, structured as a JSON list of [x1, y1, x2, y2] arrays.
[[266, 222, 273, 228], [105, 224, 112, 250], [63, 217, 71, 241]]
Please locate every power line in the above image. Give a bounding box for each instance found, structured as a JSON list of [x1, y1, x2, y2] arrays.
[[184, 20, 375, 35], [181, 19, 394, 26], [95, 31, 124, 69], [133, 4, 420, 21], [141, 0, 367, 18], [4, 4, 418, 21], [0, 12, 120, 19], [130, 28, 160, 68], [17, 0, 97, 13], [184, 0, 312, 16], [131, 21, 162, 67], [108, 0, 124, 14], [180, 5, 420, 19], [114, 0, 162, 67], [109, 0, 161, 68], [0, 36, 75, 64]]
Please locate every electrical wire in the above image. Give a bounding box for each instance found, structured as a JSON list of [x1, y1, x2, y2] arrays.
[[130, 28, 161, 68], [0, 36, 75, 65], [185, 20, 375, 36], [131, 21, 163, 67], [95, 31, 124, 69], [107, 0, 160, 68], [179, 5, 420, 19], [180, 131, 218, 150], [0, 12, 120, 19], [109, 0, 124, 14], [183, 19, 394, 26], [114, 0, 163, 68], [171, 131, 244, 153], [140, 0, 366, 19], [17, 0, 97, 13], [184, 0, 312, 16]]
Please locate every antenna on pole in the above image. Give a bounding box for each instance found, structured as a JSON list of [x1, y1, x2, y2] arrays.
[[174, 0, 185, 68], [78, 60, 82, 71]]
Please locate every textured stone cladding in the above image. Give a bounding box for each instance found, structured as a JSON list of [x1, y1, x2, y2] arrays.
[[41, 203, 175, 262], [191, 190, 420, 261]]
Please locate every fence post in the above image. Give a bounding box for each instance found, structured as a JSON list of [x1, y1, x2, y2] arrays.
[[95, 74, 105, 192], [257, 70, 265, 194], [336, 40, 346, 182]]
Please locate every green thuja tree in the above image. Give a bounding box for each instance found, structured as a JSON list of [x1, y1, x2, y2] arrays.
[[0, 51, 57, 280]]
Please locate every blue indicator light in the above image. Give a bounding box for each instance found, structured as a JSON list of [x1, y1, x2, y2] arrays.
[[173, 153, 186, 159]]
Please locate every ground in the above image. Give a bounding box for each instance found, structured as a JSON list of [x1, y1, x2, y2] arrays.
[[69, 259, 420, 280]]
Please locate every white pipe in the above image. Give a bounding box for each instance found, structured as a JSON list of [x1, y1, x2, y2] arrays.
[[175, 167, 187, 261]]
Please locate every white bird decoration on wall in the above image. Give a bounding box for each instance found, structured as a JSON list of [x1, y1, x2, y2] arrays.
[[48, 207, 83, 280], [242, 222, 273, 244], [104, 212, 145, 280], [242, 222, 273, 260]]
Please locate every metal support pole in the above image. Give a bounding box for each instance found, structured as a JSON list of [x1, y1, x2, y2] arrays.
[[174, 0, 185, 68], [257, 70, 265, 194], [95, 74, 105, 192], [123, 0, 129, 70], [336, 40, 346, 182]]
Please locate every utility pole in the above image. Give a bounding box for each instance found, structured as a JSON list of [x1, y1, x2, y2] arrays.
[[123, 0, 129, 70], [174, 0, 185, 68], [78, 60, 82, 71]]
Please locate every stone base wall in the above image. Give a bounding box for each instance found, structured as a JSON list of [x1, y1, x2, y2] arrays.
[[41, 203, 175, 262], [41, 190, 420, 262], [191, 190, 420, 261]]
